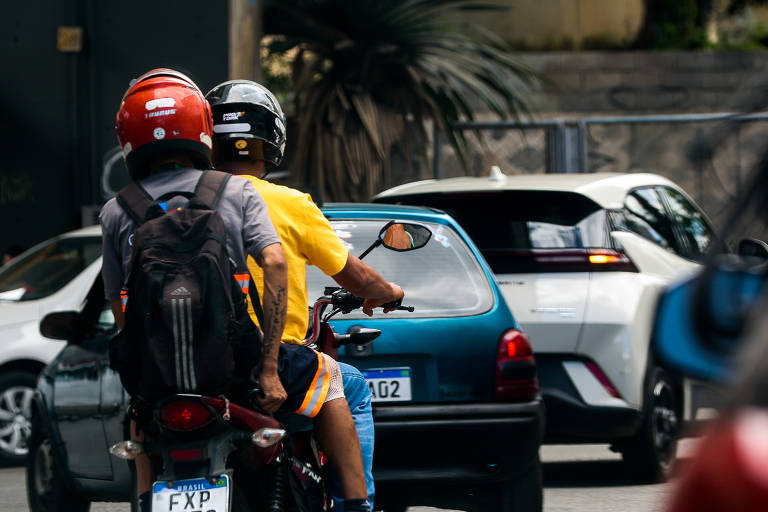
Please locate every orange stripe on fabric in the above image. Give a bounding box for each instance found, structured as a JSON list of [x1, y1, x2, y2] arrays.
[[308, 358, 331, 418], [296, 351, 324, 416]]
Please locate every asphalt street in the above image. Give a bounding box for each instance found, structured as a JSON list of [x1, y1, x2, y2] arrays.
[[1, 442, 694, 512]]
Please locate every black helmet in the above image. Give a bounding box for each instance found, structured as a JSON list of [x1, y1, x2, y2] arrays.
[[205, 80, 286, 167]]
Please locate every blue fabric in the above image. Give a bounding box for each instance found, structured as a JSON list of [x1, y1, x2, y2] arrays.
[[330, 362, 375, 511]]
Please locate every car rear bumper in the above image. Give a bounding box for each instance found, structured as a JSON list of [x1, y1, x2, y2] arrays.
[[537, 356, 641, 441], [371, 400, 543, 488]]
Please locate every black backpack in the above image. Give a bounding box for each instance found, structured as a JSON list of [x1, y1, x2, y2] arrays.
[[109, 171, 261, 401]]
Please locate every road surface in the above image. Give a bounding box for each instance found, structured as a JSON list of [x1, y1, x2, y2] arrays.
[[4, 443, 690, 511]]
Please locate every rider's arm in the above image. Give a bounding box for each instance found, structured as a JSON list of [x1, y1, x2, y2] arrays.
[[110, 300, 125, 329], [253, 242, 288, 412], [332, 254, 404, 316], [100, 199, 127, 330], [299, 195, 404, 315]]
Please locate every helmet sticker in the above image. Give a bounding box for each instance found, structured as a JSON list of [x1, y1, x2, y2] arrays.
[[122, 142, 133, 156], [145, 98, 176, 111], [223, 111, 245, 121], [145, 108, 177, 119], [153, 127, 166, 140], [213, 123, 251, 134], [200, 132, 212, 148], [235, 140, 247, 149]]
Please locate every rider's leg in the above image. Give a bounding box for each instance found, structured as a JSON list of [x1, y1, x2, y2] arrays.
[[131, 418, 153, 512], [314, 397, 368, 500], [329, 362, 375, 511]]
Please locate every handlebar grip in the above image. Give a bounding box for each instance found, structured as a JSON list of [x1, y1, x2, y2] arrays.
[[381, 300, 414, 312]]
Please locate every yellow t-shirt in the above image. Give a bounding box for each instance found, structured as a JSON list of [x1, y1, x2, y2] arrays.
[[242, 176, 349, 343]]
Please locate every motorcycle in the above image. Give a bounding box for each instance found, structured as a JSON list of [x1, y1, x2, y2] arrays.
[[109, 221, 430, 512]]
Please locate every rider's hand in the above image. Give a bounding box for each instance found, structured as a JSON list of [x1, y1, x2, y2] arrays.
[[362, 283, 404, 316], [255, 368, 287, 414]]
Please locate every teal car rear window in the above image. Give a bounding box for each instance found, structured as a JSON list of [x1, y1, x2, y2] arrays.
[[306, 220, 494, 318]]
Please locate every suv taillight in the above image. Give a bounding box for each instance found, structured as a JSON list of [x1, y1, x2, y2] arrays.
[[160, 400, 214, 431], [494, 329, 538, 402]]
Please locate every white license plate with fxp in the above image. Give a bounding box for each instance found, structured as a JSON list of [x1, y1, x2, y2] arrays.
[[362, 368, 412, 402], [152, 474, 230, 512]]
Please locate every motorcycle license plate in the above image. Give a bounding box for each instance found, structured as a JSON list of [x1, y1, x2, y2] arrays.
[[152, 474, 230, 512], [362, 368, 412, 402]]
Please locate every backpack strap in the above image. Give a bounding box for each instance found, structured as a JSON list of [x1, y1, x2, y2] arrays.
[[194, 171, 231, 209], [116, 182, 157, 225]]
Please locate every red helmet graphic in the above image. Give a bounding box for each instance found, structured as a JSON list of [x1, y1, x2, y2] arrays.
[[116, 68, 213, 179]]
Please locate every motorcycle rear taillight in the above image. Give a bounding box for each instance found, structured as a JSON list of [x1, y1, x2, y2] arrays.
[[494, 329, 538, 402], [160, 400, 215, 431]]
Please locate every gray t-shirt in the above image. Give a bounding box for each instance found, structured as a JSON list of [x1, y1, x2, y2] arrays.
[[100, 168, 280, 300]]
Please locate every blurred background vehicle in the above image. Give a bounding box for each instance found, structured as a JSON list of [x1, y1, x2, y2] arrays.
[[0, 226, 102, 463], [26, 204, 544, 512], [375, 170, 716, 481]]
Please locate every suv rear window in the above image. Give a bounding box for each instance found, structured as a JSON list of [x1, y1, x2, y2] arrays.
[[306, 220, 493, 318], [376, 191, 609, 271], [0, 236, 102, 301]]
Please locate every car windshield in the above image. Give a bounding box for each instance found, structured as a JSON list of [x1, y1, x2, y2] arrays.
[[0, 236, 102, 301], [306, 219, 494, 318], [377, 191, 609, 251]]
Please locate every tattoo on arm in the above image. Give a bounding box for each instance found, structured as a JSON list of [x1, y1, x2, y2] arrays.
[[261, 285, 286, 365]]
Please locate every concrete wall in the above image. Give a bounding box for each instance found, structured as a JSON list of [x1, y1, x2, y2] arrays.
[[455, 0, 644, 49], [433, 51, 768, 232]]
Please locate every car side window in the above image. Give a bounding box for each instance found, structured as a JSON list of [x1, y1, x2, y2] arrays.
[[657, 186, 713, 262], [617, 188, 678, 254]]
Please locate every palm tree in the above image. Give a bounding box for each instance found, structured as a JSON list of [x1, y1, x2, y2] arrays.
[[263, 0, 538, 201]]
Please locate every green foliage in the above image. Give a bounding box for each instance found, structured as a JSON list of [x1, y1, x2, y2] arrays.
[[636, 0, 708, 49], [262, 0, 538, 201]]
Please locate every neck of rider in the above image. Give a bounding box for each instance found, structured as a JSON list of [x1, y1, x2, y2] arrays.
[[218, 159, 265, 178], [147, 154, 197, 175]]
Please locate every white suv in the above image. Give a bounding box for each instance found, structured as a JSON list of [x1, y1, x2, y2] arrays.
[[374, 171, 715, 481], [0, 226, 102, 462]]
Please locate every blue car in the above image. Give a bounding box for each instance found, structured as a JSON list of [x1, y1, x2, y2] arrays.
[[27, 204, 543, 512]]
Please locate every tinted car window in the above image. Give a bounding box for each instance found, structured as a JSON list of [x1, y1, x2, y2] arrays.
[[615, 188, 677, 253], [657, 186, 713, 262], [373, 191, 609, 272], [0, 236, 101, 301], [306, 220, 493, 319]]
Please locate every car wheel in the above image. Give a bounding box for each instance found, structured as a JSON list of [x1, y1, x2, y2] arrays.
[[621, 367, 680, 483], [0, 371, 37, 463], [26, 410, 90, 511], [475, 455, 543, 512]]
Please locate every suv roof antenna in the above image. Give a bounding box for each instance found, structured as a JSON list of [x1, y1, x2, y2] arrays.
[[489, 165, 507, 182]]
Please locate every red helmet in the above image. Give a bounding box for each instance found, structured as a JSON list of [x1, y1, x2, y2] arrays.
[[116, 68, 213, 179]]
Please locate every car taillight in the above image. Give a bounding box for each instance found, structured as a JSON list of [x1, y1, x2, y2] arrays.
[[586, 249, 638, 272], [484, 248, 638, 273], [160, 400, 214, 431], [494, 329, 538, 402]]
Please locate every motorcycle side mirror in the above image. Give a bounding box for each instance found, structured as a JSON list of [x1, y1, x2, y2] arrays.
[[358, 221, 432, 259], [652, 260, 766, 383], [379, 222, 432, 252], [738, 238, 768, 264]]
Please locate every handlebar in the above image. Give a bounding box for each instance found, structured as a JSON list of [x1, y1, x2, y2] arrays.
[[327, 288, 414, 313]]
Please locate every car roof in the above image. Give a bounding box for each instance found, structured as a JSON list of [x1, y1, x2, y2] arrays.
[[373, 172, 680, 210]]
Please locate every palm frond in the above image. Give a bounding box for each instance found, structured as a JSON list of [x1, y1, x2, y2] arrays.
[[264, 0, 539, 201]]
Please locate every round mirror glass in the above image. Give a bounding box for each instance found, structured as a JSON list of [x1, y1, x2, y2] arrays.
[[379, 223, 432, 251]]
